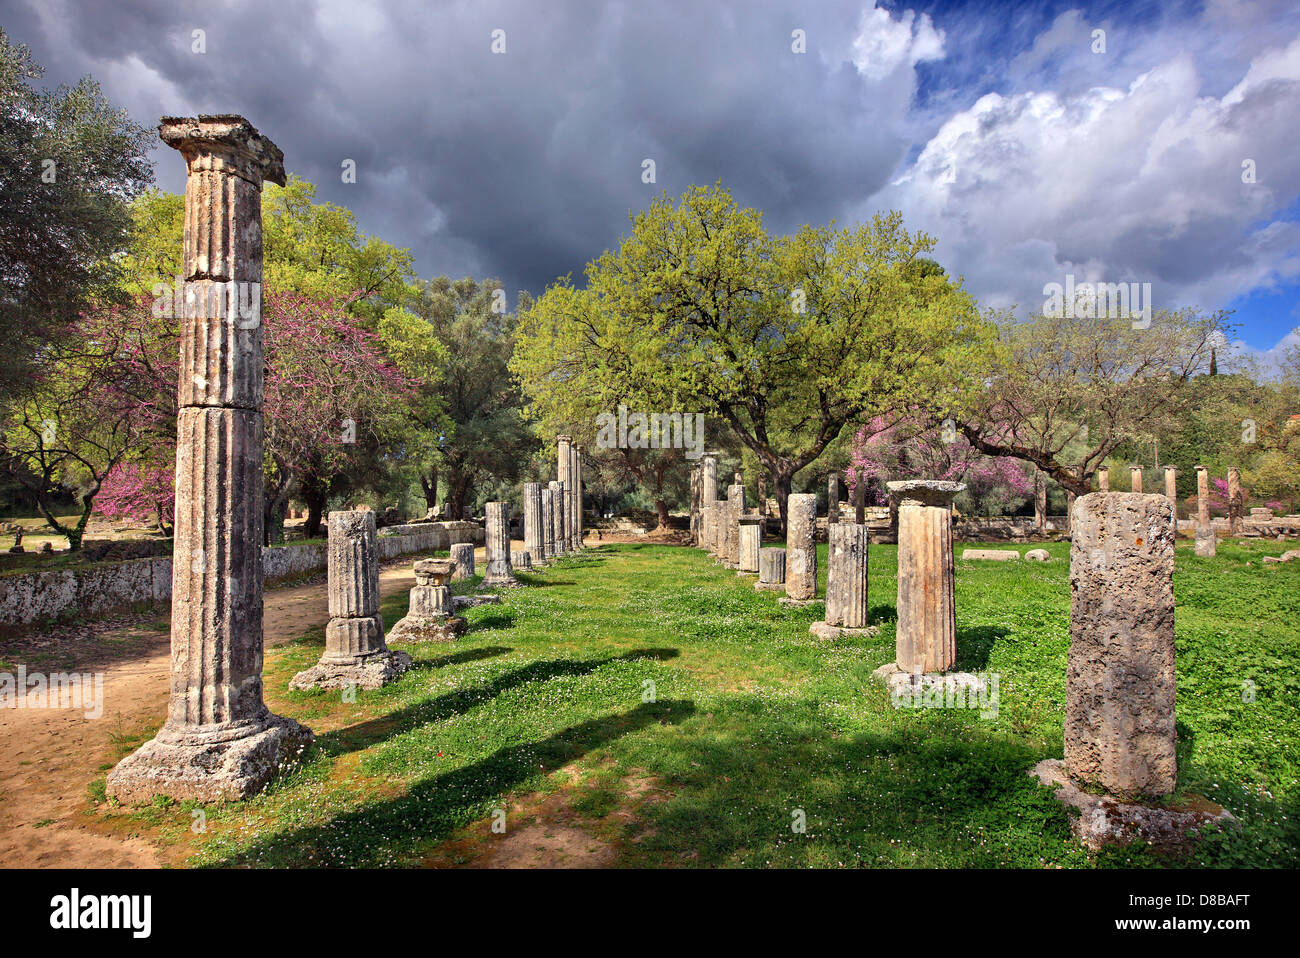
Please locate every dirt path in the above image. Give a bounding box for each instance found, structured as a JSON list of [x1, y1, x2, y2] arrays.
[[0, 562, 432, 869]]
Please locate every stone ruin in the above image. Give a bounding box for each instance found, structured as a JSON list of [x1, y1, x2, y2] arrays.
[[873, 481, 984, 694], [755, 547, 786, 591], [780, 493, 818, 606], [107, 115, 313, 804], [1031, 492, 1233, 850], [450, 541, 475, 580], [736, 516, 762, 574], [812, 522, 876, 640], [290, 510, 412, 690], [481, 501, 519, 588], [387, 557, 467, 643]]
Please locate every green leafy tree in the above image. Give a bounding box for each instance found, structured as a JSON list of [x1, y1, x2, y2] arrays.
[[0, 29, 153, 402]]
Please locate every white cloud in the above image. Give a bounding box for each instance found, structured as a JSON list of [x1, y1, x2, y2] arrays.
[[851, 3, 945, 81]]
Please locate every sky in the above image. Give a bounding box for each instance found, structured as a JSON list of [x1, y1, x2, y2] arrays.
[[4, 0, 1298, 370]]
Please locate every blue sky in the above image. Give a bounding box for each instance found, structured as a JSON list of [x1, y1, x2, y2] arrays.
[[6, 0, 1298, 367]]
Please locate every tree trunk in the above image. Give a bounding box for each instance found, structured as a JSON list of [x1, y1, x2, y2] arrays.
[[772, 469, 794, 539], [419, 465, 439, 513], [654, 497, 670, 532], [1034, 469, 1047, 534], [303, 486, 327, 540]]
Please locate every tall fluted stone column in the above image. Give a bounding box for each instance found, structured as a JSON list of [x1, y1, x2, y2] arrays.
[[1227, 466, 1243, 536], [854, 470, 866, 524], [291, 510, 412, 690], [482, 501, 519, 588], [1130, 465, 1143, 493], [1065, 493, 1176, 798], [812, 523, 872, 639], [1164, 466, 1179, 536], [827, 475, 841, 525], [107, 115, 312, 805], [541, 486, 555, 562], [689, 462, 702, 546], [1194, 465, 1216, 557], [701, 502, 715, 558], [571, 444, 583, 550], [724, 479, 744, 568], [883, 480, 964, 675], [450, 541, 475, 580], [737, 516, 762, 574], [701, 455, 718, 550], [388, 558, 466, 643], [549, 481, 567, 556], [756, 547, 786, 591], [1098, 467, 1109, 492], [782, 493, 818, 604], [524, 482, 545, 567], [557, 435, 573, 548]]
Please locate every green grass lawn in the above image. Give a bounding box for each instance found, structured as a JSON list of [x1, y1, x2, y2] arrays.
[[98, 539, 1300, 868]]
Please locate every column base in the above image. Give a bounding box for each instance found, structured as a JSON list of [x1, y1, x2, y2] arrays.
[[754, 581, 785, 591], [735, 569, 758, 577], [387, 613, 468, 643], [810, 622, 880, 640], [105, 708, 314, 805], [1030, 759, 1234, 852], [479, 574, 521, 589], [290, 649, 412, 691], [871, 662, 985, 694], [778, 596, 819, 607]]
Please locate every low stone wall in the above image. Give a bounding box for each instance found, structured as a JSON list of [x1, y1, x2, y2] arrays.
[[0, 521, 478, 628]]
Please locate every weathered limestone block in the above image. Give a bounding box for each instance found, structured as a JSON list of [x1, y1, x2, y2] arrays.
[[388, 558, 467, 643], [755, 547, 786, 591], [291, 510, 411, 690], [1130, 466, 1143, 493], [701, 502, 715, 557], [724, 482, 744, 568], [512, 549, 533, 571], [571, 444, 583, 550], [701, 455, 718, 550], [107, 115, 313, 806], [558, 436, 573, 548], [549, 481, 567, 556], [1228, 466, 1243, 536], [1194, 465, 1216, 557], [888, 480, 963, 674], [1065, 492, 1176, 799], [781, 493, 818, 604], [482, 501, 519, 588], [812, 523, 874, 640], [524, 482, 545, 566], [1024, 548, 1051, 562], [961, 548, 1019, 561], [541, 486, 555, 561], [450, 542, 475, 580], [737, 517, 762, 573], [1098, 467, 1109, 492]]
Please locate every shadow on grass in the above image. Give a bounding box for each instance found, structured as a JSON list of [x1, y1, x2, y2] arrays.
[[321, 648, 681, 756], [409, 645, 512, 671], [202, 698, 696, 868], [869, 603, 897, 624], [467, 609, 518, 631], [953, 626, 1007, 672]]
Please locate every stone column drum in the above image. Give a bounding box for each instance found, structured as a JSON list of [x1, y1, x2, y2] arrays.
[[812, 522, 872, 640], [107, 115, 313, 805], [782, 493, 818, 604], [1194, 465, 1216, 557], [701, 502, 715, 559], [388, 558, 467, 642], [737, 516, 762, 573], [450, 541, 475, 580], [482, 501, 519, 588], [724, 480, 744, 568], [291, 510, 412, 690], [1064, 493, 1176, 798], [541, 486, 555, 562], [549, 480, 567, 557], [1098, 467, 1109, 492], [886, 480, 964, 674], [557, 435, 573, 548], [701, 455, 718, 550], [1130, 466, 1143, 493], [512, 549, 532, 571], [1227, 466, 1243, 536], [571, 444, 583, 550], [1164, 465, 1178, 535], [756, 547, 786, 591], [524, 482, 545, 566]]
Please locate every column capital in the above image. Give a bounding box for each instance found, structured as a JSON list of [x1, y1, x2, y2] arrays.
[[887, 479, 965, 508], [160, 114, 286, 186]]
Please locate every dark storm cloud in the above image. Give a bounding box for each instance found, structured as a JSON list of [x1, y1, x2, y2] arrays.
[[4, 0, 927, 298]]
